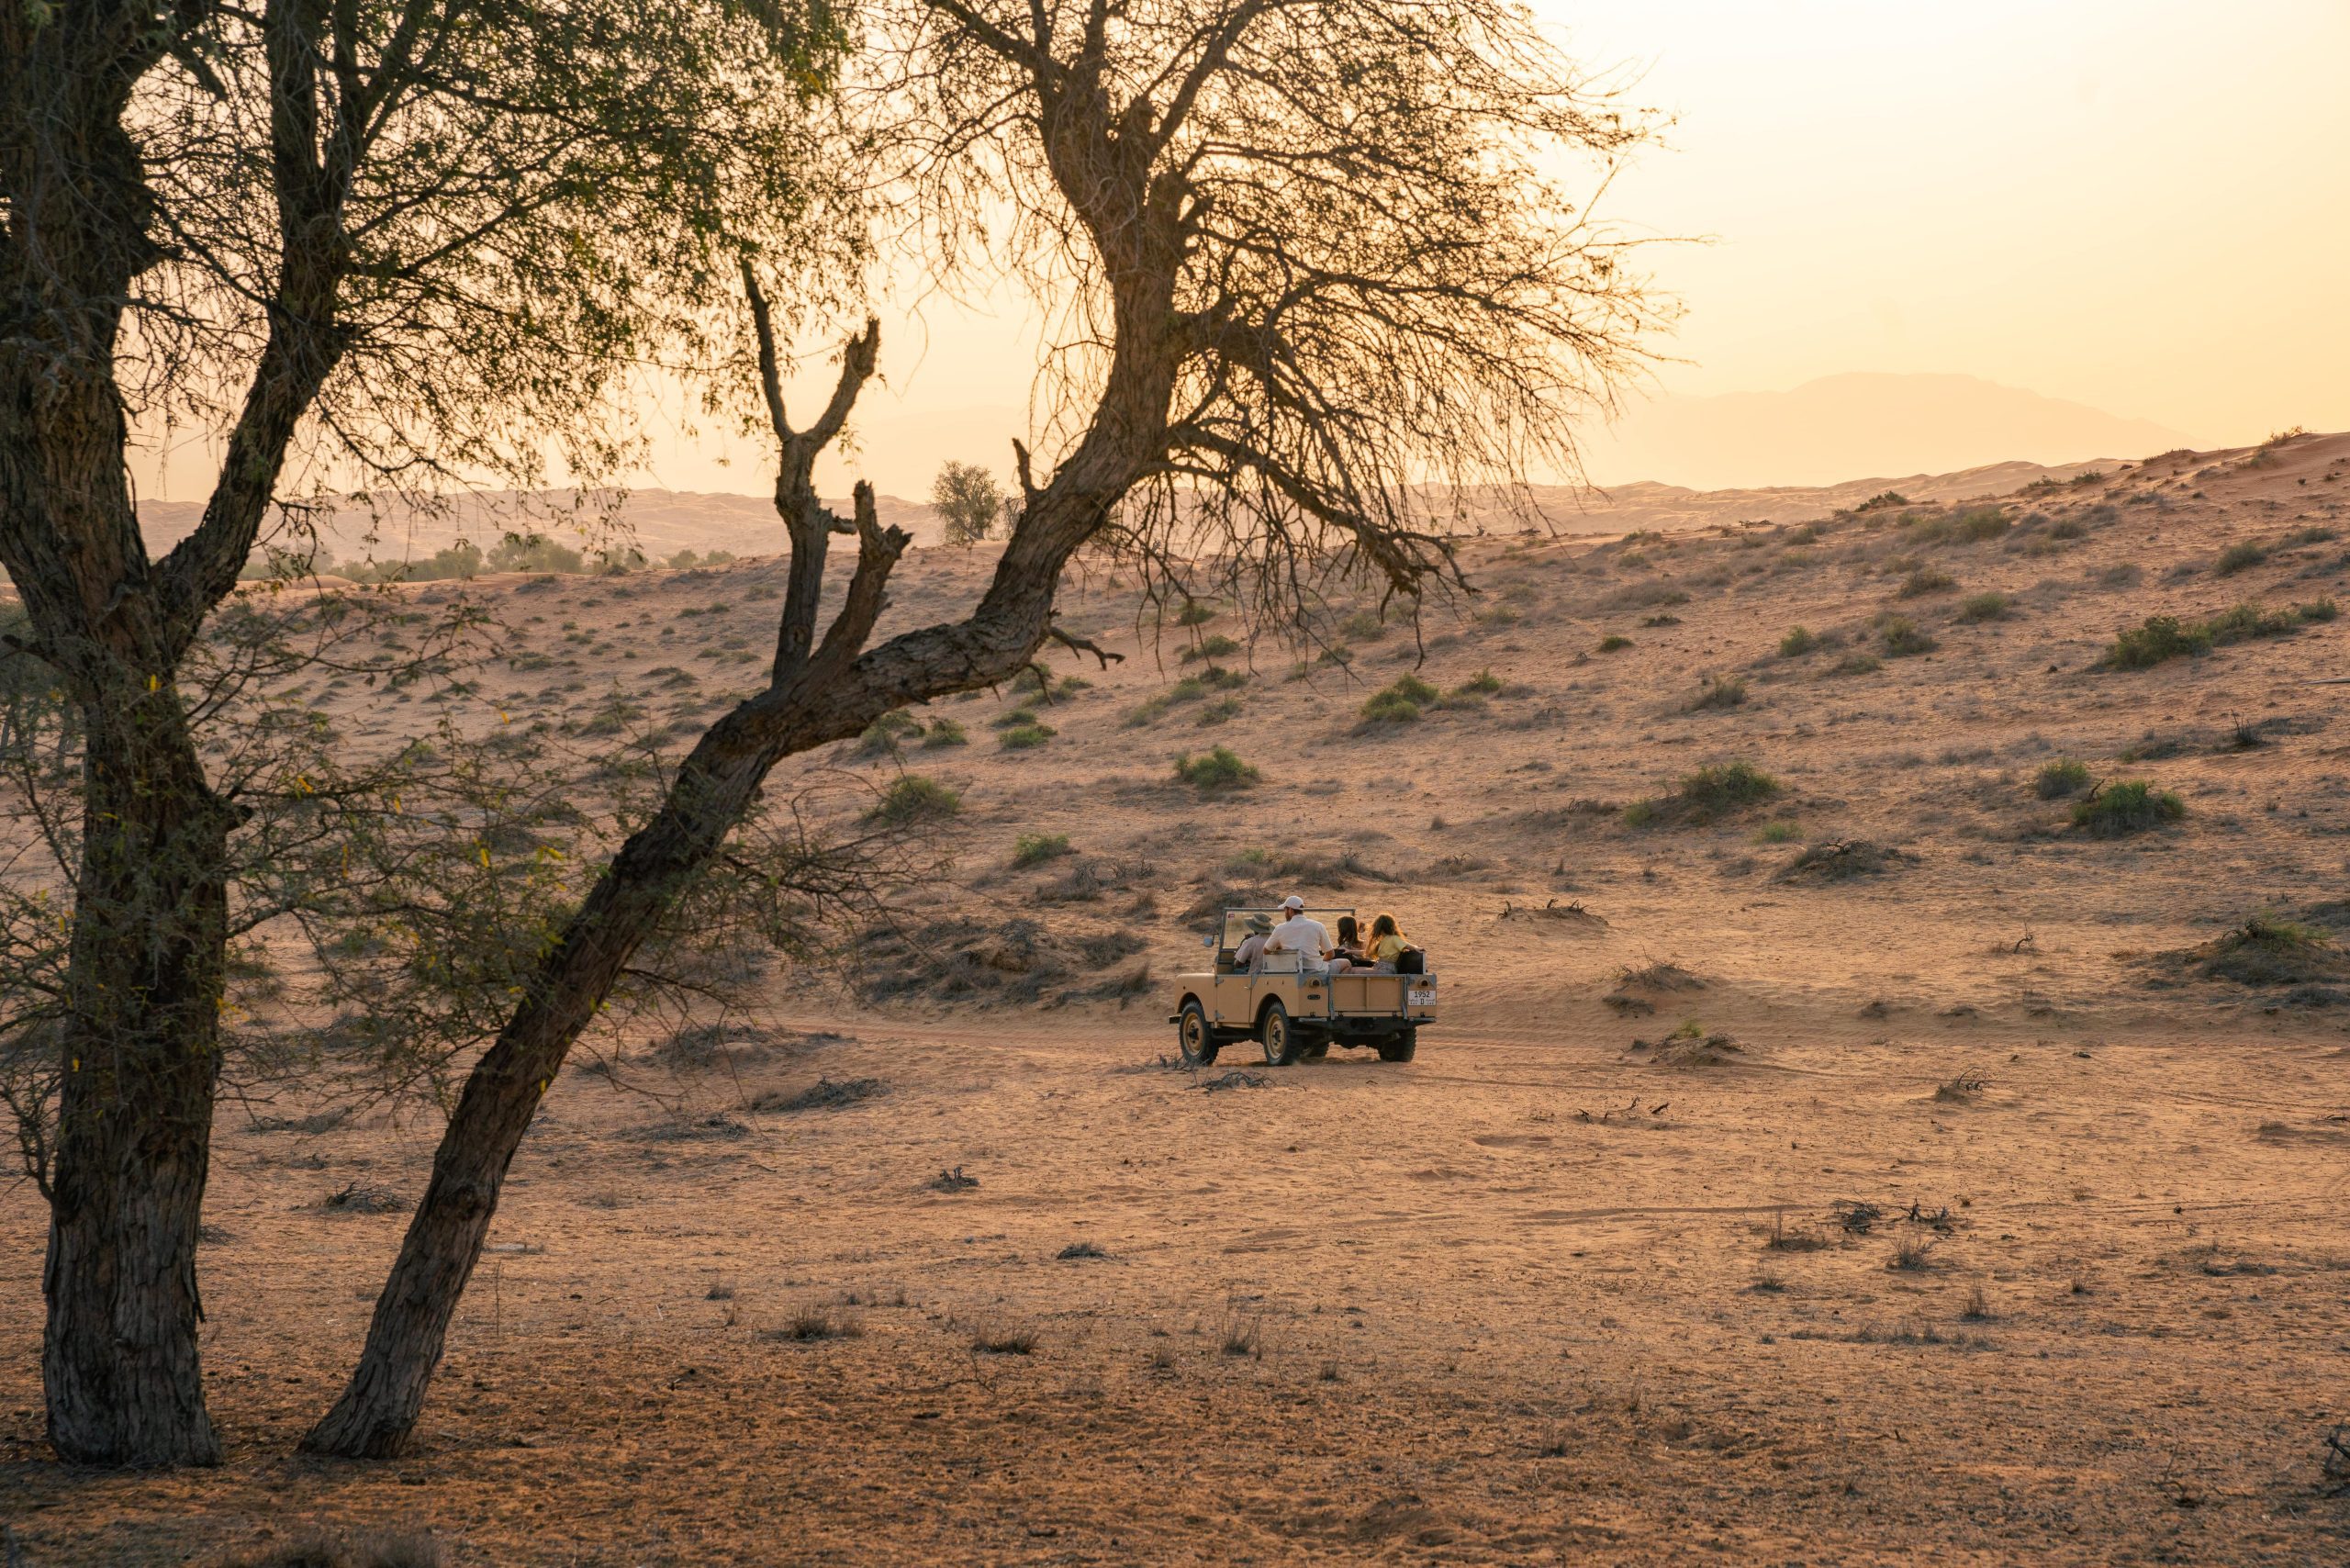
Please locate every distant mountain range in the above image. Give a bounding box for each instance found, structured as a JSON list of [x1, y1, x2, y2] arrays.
[[1581, 372, 2187, 490]]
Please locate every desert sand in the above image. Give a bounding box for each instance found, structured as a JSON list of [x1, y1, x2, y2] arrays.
[[5, 434, 2349, 1565]]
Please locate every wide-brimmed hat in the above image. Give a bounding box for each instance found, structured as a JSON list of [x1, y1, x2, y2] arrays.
[[1246, 913, 1274, 933], [1280, 894, 1305, 911]]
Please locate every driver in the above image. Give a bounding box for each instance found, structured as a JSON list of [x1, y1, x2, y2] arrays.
[[1265, 895, 1334, 975]]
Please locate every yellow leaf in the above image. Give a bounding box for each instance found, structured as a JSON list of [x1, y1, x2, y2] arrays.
[[478, 846, 490, 868]]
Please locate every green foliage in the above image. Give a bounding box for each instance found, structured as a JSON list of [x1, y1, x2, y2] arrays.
[[854, 709, 923, 757], [1012, 833, 1072, 868], [921, 718, 968, 748], [1778, 626, 1819, 657], [998, 722, 1056, 750], [2105, 614, 2211, 668], [932, 460, 1004, 547], [2213, 541, 2267, 577], [1169, 677, 1208, 701], [1457, 668, 1504, 695], [1626, 760, 1781, 827], [1897, 567, 1955, 599], [1360, 674, 1440, 725], [990, 705, 1041, 729], [1957, 591, 2010, 622], [1176, 599, 1220, 627], [2300, 597, 2340, 622], [1197, 665, 1249, 691], [1339, 609, 1388, 641], [1877, 616, 1937, 657], [1596, 634, 1632, 653], [1854, 491, 1909, 512], [1173, 746, 1259, 792], [1752, 821, 1799, 845], [2071, 780, 2185, 837], [867, 776, 960, 825], [1181, 633, 1243, 662], [2035, 758, 2093, 800], [1123, 694, 1172, 728], [1196, 696, 1243, 726]]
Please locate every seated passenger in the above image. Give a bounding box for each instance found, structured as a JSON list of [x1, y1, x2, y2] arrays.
[[1327, 913, 1365, 974], [1232, 913, 1274, 973], [1265, 895, 1334, 975], [1366, 913, 1412, 972]]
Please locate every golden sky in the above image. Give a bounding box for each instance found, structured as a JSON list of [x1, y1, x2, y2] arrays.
[[133, 1, 2350, 506]]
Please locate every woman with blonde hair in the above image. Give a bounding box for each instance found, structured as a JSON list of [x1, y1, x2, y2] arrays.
[[1366, 912, 1410, 972]]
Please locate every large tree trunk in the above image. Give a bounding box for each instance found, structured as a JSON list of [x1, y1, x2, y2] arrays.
[[40, 705, 236, 1467]]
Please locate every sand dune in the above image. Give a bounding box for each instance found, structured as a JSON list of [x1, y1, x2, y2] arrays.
[[6, 432, 2350, 1564]]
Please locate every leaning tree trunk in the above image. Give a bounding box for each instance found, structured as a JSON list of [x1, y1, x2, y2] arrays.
[[41, 701, 238, 1466]]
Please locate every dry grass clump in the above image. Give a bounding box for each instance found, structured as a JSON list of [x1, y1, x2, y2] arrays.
[[1957, 591, 2010, 622], [751, 1077, 886, 1114], [1682, 674, 1748, 711], [1595, 633, 1632, 653], [764, 1304, 867, 1342], [2213, 540, 2268, 576], [867, 775, 960, 824], [2161, 914, 2350, 1002], [1624, 760, 1780, 827], [2034, 758, 2093, 799], [1778, 625, 1820, 656], [1876, 614, 1937, 657], [1013, 832, 1072, 868], [2070, 779, 2184, 837], [1775, 839, 1912, 882], [1603, 960, 1705, 1015], [973, 1323, 1038, 1355], [1360, 674, 1439, 725], [1897, 567, 1955, 599], [1639, 1020, 1744, 1067], [1173, 745, 1259, 791]]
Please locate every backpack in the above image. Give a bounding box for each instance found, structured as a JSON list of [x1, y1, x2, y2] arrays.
[[1394, 946, 1425, 976]]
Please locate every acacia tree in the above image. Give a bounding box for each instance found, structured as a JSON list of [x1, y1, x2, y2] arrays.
[[0, 0, 846, 1464], [303, 0, 1664, 1458], [930, 458, 1004, 544]]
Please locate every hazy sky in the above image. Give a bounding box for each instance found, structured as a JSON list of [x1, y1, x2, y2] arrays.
[[133, 1, 2350, 505]]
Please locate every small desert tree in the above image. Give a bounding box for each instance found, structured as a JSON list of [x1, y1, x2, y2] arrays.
[[304, 0, 1664, 1458], [0, 0, 850, 1465], [930, 459, 1005, 545]]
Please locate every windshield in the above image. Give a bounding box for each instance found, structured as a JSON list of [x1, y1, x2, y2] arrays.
[[1220, 908, 1354, 949]]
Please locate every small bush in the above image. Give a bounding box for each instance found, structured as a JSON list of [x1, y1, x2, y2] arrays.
[[1596, 634, 1632, 653], [1830, 652, 1882, 676], [991, 705, 1040, 730], [1752, 821, 1799, 845], [1878, 616, 1937, 657], [999, 722, 1056, 750], [1196, 665, 1248, 691], [2300, 597, 2340, 622], [1897, 567, 1955, 599], [921, 717, 968, 747], [1854, 491, 1909, 512], [2106, 614, 2211, 668], [2046, 516, 2087, 541], [2071, 779, 2185, 837], [1684, 675, 1748, 711], [854, 710, 923, 757], [1123, 694, 1172, 728], [1627, 759, 1781, 827], [1175, 599, 1219, 626], [1196, 696, 1243, 725], [1339, 609, 1388, 641], [2213, 541, 2268, 577], [1174, 745, 1259, 792], [2035, 758, 2093, 799], [1957, 591, 2010, 622], [1181, 633, 1243, 662], [867, 776, 960, 824], [1778, 626, 1819, 657], [1360, 674, 1439, 725], [1456, 668, 1504, 695], [1013, 833, 1072, 868]]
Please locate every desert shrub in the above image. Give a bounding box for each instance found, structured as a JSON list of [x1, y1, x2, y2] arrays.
[[1174, 745, 1259, 791], [922, 717, 968, 747], [1477, 602, 1523, 626], [1457, 668, 1504, 695], [2213, 541, 2268, 576], [1339, 609, 1388, 641], [1169, 676, 1208, 701], [2071, 779, 2184, 837], [1640, 611, 1681, 627], [1779, 625, 1819, 657], [1830, 652, 1882, 676], [990, 704, 1040, 729], [2105, 614, 2210, 668], [1197, 665, 1249, 691], [2287, 525, 2339, 546], [1626, 759, 1781, 828], [1176, 599, 1219, 626], [1013, 833, 1072, 868], [1601, 580, 1691, 610], [1897, 567, 1955, 599], [1196, 696, 1243, 725], [1752, 821, 1799, 845], [2187, 915, 2349, 991], [1360, 674, 1440, 725], [999, 722, 1057, 750], [2201, 601, 2296, 644], [854, 709, 924, 757], [1957, 591, 2010, 622], [2045, 516, 2087, 542], [1684, 675, 1748, 711], [1596, 634, 1632, 653], [1181, 633, 1243, 662], [2300, 597, 2341, 622], [1854, 490, 1908, 513], [1907, 505, 2009, 545], [2035, 758, 2093, 799], [1123, 694, 1171, 728], [1878, 616, 1937, 657], [867, 775, 960, 824]]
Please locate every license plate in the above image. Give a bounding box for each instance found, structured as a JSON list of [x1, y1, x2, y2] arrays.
[[1407, 989, 1436, 1008]]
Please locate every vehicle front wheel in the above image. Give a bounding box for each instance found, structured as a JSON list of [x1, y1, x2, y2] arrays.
[[1177, 999, 1221, 1068], [1375, 1026, 1417, 1064], [1259, 1000, 1304, 1067]]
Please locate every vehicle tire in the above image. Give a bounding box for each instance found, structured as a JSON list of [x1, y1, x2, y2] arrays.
[[1375, 1026, 1417, 1064], [1259, 1000, 1304, 1066], [1177, 999, 1221, 1068]]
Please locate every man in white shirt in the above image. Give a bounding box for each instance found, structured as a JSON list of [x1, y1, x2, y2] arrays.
[[1266, 896, 1333, 975]]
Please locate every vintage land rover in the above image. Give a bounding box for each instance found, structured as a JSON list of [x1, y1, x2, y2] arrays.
[[1169, 907, 1437, 1066]]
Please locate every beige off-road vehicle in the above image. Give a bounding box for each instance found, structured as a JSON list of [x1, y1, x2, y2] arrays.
[[1169, 907, 1437, 1066]]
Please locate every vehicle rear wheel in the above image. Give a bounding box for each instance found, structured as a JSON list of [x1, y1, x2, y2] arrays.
[[1177, 1000, 1221, 1068], [1375, 1026, 1417, 1064], [1259, 1000, 1304, 1066]]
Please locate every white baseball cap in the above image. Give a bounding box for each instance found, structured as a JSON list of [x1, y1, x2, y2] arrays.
[[1281, 894, 1304, 911]]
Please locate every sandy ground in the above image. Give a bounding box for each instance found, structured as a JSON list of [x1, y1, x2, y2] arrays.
[[5, 434, 2350, 1565]]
